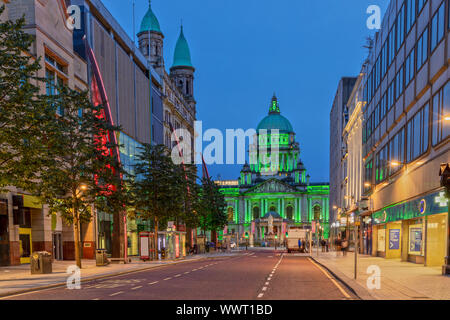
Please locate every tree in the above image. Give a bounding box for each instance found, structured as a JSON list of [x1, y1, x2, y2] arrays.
[[29, 85, 122, 268], [129, 144, 186, 251], [197, 177, 227, 237], [0, 6, 55, 191]]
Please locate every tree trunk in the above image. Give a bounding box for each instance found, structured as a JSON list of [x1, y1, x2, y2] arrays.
[[154, 216, 159, 259], [112, 209, 124, 260], [73, 207, 82, 269]]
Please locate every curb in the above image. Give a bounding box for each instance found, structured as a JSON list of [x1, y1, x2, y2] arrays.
[[310, 256, 375, 300], [0, 254, 238, 299]]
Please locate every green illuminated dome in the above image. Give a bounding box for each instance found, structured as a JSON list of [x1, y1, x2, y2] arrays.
[[257, 95, 293, 133], [172, 26, 193, 68], [139, 1, 162, 34]]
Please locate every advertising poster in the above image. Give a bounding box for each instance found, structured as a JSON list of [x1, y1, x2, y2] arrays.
[[389, 229, 400, 250], [175, 234, 180, 258], [408, 226, 423, 255]]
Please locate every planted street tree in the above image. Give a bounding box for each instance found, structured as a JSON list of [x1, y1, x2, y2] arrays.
[[29, 86, 122, 269], [198, 177, 227, 239], [130, 144, 186, 252], [0, 7, 55, 190]]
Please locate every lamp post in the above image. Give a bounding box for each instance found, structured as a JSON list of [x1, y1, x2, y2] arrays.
[[439, 163, 450, 275]]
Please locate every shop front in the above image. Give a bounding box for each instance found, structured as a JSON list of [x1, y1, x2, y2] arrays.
[[0, 199, 9, 266], [372, 189, 448, 267]]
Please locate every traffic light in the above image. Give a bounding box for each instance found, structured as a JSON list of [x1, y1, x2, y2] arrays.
[[275, 235, 278, 240], [285, 232, 289, 238], [244, 232, 249, 239]]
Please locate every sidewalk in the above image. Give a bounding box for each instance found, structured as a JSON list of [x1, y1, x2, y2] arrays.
[[312, 251, 450, 300], [0, 252, 239, 298]]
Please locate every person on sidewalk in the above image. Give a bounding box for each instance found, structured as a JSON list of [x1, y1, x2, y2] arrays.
[[298, 238, 302, 253], [321, 238, 326, 252], [335, 236, 342, 257], [341, 238, 348, 256]]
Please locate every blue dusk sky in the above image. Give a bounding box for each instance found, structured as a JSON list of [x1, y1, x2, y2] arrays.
[[102, 0, 389, 182]]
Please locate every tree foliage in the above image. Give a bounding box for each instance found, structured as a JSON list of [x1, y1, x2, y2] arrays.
[[0, 6, 55, 190]]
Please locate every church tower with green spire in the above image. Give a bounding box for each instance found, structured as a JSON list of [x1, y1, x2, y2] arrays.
[[170, 24, 196, 109], [138, 0, 164, 71]]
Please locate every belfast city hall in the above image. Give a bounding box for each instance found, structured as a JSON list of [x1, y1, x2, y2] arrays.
[[217, 95, 330, 244]]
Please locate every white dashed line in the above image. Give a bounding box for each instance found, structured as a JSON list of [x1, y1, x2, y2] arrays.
[[149, 281, 159, 285], [92, 298, 100, 300], [262, 287, 267, 291], [184, 272, 190, 274], [174, 274, 181, 278], [109, 291, 124, 297], [265, 282, 269, 285], [131, 286, 142, 290], [164, 277, 172, 281], [258, 293, 264, 298]]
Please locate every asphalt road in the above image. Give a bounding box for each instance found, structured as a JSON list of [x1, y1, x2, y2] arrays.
[[2, 251, 356, 300]]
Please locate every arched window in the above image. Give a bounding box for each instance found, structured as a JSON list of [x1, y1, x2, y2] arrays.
[[227, 207, 234, 222], [313, 205, 322, 221], [253, 207, 260, 220], [269, 206, 277, 212], [286, 206, 294, 220]]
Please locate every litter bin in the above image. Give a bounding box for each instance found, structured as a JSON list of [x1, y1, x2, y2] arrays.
[[96, 249, 109, 266], [30, 251, 52, 274]]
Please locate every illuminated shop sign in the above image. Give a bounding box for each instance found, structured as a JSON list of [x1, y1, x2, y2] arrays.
[[372, 190, 448, 225]]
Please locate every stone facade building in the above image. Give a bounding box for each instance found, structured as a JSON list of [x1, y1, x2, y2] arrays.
[[218, 95, 330, 244], [329, 77, 357, 228], [137, 2, 196, 159]]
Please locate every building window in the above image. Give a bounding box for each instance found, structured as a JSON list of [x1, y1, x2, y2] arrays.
[[380, 92, 387, 120], [375, 144, 388, 183], [417, 0, 427, 14], [405, 47, 415, 86], [228, 207, 235, 222], [407, 103, 429, 162], [45, 68, 66, 116], [396, 4, 405, 52], [381, 42, 387, 77], [432, 82, 450, 145], [388, 26, 396, 66], [286, 206, 293, 220], [374, 103, 380, 129], [364, 157, 373, 192], [430, 2, 445, 52], [416, 27, 428, 71], [406, 0, 416, 33], [395, 64, 404, 99], [388, 128, 405, 176], [387, 80, 395, 110]]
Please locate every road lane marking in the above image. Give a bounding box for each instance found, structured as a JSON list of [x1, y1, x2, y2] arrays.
[[149, 281, 159, 285], [262, 287, 267, 291], [184, 272, 190, 274], [258, 293, 264, 298], [92, 298, 100, 300], [164, 277, 172, 281], [174, 274, 181, 278], [192, 269, 198, 271], [109, 291, 124, 297], [308, 257, 351, 299], [131, 286, 142, 290], [265, 282, 269, 285]]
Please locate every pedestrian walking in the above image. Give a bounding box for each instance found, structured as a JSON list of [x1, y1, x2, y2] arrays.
[[321, 238, 326, 252], [341, 238, 348, 256]]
